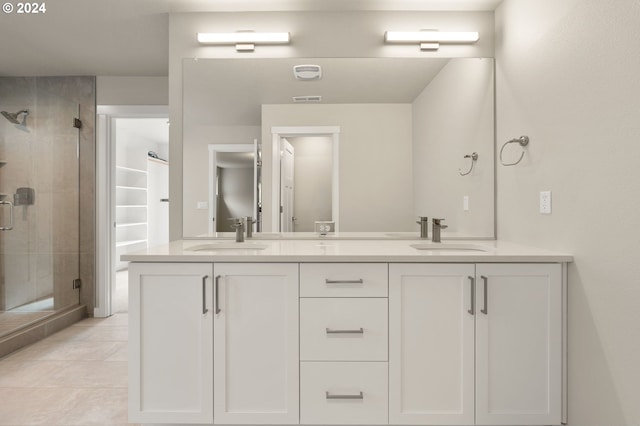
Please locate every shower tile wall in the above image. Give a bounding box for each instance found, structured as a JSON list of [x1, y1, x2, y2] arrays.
[[0, 77, 95, 314]]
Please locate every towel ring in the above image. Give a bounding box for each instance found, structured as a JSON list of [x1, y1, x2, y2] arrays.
[[500, 136, 530, 166], [459, 152, 478, 176]]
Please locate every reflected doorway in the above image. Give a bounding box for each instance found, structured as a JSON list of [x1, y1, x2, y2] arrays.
[[208, 142, 260, 234], [280, 135, 333, 232], [271, 126, 340, 232]]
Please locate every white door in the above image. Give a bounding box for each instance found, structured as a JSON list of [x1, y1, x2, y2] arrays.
[[389, 263, 475, 425], [280, 139, 295, 232], [475, 263, 562, 425], [213, 263, 299, 424], [147, 159, 169, 247], [128, 263, 213, 424]]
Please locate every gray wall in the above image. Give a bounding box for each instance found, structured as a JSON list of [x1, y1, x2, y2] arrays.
[[496, 0, 640, 424], [412, 58, 494, 237]]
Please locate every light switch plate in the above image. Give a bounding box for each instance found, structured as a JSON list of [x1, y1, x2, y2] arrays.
[[463, 195, 469, 211], [540, 191, 552, 214], [197, 201, 208, 210]]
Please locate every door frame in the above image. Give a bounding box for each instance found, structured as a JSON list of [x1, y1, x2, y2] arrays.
[[207, 143, 257, 235], [270, 126, 340, 232], [95, 105, 168, 318]]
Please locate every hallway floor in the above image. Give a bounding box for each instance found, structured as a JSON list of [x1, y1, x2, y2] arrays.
[[0, 314, 135, 425]]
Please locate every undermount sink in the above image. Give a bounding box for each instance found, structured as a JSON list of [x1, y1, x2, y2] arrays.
[[410, 243, 489, 252], [187, 242, 269, 251]]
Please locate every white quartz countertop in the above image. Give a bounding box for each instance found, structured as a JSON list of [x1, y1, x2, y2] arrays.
[[121, 239, 573, 263]]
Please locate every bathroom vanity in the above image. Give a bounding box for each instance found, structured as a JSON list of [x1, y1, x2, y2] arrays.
[[123, 239, 571, 426]]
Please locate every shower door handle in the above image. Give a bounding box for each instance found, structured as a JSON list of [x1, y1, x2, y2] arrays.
[[0, 200, 14, 231]]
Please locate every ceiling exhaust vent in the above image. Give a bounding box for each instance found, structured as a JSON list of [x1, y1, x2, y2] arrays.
[[293, 95, 322, 103], [293, 64, 322, 80]]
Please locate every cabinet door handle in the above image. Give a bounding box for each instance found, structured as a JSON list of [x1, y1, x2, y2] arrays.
[[326, 327, 364, 334], [202, 275, 209, 314], [325, 278, 364, 284], [215, 275, 222, 314], [0, 200, 14, 231], [481, 275, 488, 315], [467, 276, 475, 315], [326, 391, 364, 400]]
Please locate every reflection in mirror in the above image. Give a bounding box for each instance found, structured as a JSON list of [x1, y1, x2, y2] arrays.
[[208, 143, 260, 234], [183, 57, 494, 238]]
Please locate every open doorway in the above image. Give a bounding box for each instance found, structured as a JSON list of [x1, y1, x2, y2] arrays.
[[96, 106, 169, 317], [271, 126, 340, 232]]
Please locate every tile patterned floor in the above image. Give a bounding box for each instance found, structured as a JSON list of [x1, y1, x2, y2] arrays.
[[0, 313, 137, 425]]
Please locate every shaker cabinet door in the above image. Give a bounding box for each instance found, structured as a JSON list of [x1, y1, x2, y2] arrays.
[[475, 263, 562, 426], [213, 263, 299, 424], [389, 263, 476, 425], [128, 262, 214, 424]]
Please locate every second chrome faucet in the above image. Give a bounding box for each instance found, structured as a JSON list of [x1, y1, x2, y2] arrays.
[[416, 216, 448, 242]]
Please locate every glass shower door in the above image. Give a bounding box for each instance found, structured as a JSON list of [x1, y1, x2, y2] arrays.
[[0, 82, 81, 337]]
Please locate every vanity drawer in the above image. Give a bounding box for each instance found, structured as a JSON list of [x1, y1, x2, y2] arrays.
[[300, 361, 388, 424], [300, 263, 388, 297], [300, 298, 388, 361]]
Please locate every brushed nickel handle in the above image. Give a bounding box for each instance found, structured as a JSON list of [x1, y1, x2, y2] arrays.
[[325, 279, 364, 284], [0, 200, 14, 231], [326, 391, 364, 400], [467, 276, 475, 315], [326, 327, 364, 334], [481, 275, 488, 315], [215, 275, 222, 314], [202, 275, 209, 314]]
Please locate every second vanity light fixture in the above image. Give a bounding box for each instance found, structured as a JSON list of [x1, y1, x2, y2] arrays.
[[385, 30, 479, 51], [197, 31, 290, 52]]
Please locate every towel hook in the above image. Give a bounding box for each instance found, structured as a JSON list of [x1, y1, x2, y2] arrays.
[[459, 152, 478, 176], [500, 136, 529, 166]]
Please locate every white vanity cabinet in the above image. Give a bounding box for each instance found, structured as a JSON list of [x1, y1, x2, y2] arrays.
[[128, 262, 214, 424], [299, 263, 389, 425], [389, 263, 562, 426], [213, 263, 299, 424], [127, 252, 567, 426], [128, 262, 298, 425]]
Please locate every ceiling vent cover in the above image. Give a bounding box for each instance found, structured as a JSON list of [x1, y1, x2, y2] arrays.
[[293, 65, 322, 80], [293, 95, 322, 103]]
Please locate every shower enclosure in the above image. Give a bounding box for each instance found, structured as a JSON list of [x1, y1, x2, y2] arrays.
[[0, 78, 81, 339]]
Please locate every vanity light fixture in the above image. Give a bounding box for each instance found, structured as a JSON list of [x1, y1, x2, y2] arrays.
[[197, 31, 290, 52], [384, 30, 479, 51]]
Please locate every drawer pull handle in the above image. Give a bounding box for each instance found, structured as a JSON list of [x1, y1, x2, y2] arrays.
[[326, 391, 364, 400], [215, 275, 222, 314], [325, 279, 364, 284], [481, 275, 488, 315], [326, 327, 364, 334], [202, 275, 209, 314]]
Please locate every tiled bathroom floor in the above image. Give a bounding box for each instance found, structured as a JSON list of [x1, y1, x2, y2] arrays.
[[0, 313, 137, 425]]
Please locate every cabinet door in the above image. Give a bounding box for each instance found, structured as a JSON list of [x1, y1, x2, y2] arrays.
[[389, 263, 475, 425], [475, 263, 562, 425], [213, 263, 299, 424], [128, 262, 213, 424]]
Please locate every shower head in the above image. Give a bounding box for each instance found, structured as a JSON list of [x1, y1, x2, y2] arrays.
[[1, 109, 29, 125]]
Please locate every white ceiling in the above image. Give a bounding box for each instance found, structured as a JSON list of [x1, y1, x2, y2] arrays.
[[0, 0, 501, 77], [184, 57, 449, 125]]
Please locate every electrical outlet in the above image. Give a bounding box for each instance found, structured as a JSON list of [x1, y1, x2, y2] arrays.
[[197, 201, 208, 210], [463, 195, 469, 211], [540, 191, 552, 214]]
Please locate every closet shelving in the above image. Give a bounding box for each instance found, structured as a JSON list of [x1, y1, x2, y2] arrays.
[[115, 165, 148, 270]]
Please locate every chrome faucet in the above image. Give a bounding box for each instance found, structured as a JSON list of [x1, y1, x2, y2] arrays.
[[416, 216, 429, 239], [245, 216, 256, 238], [230, 218, 245, 242], [432, 218, 448, 243]]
